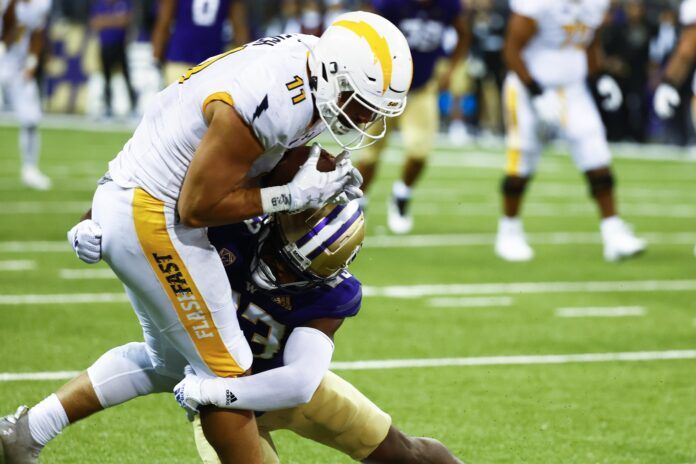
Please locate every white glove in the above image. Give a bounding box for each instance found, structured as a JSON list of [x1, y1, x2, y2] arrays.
[[328, 151, 363, 205], [654, 83, 681, 119], [67, 219, 103, 264], [173, 366, 208, 421], [531, 90, 563, 128], [596, 75, 623, 111]]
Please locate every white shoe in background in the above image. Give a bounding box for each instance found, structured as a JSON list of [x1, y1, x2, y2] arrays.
[[601, 216, 646, 262], [21, 165, 52, 191], [387, 181, 413, 235], [495, 217, 534, 262]]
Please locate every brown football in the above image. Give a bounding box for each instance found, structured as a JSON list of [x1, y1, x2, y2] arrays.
[[262, 145, 337, 187]]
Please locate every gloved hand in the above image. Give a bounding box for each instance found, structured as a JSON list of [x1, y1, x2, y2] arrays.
[[173, 366, 207, 421], [67, 219, 103, 264], [328, 151, 363, 205], [654, 82, 681, 119], [286, 143, 357, 212], [531, 90, 563, 128], [595, 75, 623, 111]]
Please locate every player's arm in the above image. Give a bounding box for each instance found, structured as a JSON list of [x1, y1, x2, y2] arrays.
[[176, 318, 343, 411], [151, 0, 176, 65], [24, 24, 45, 79], [586, 26, 622, 111], [663, 25, 696, 87], [1, 0, 16, 46], [228, 0, 249, 47], [502, 13, 540, 94], [439, 13, 471, 90], [177, 101, 266, 227]]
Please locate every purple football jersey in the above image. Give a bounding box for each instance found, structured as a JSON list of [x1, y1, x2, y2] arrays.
[[207, 221, 362, 373], [373, 0, 463, 90], [91, 0, 132, 46], [166, 0, 232, 64]]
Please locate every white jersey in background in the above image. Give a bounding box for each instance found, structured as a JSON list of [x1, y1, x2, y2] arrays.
[[108, 34, 323, 206], [510, 0, 609, 88], [5, 0, 50, 59], [680, 0, 696, 93]]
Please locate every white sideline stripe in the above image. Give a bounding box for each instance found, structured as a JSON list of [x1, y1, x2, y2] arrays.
[[3, 232, 695, 254], [3, 350, 696, 381], [555, 306, 646, 318], [0, 260, 35, 271], [0, 293, 128, 305], [362, 280, 696, 298], [59, 268, 115, 280], [428, 296, 513, 308]]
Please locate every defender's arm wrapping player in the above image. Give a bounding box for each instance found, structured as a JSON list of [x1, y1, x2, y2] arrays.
[[495, 0, 645, 263], [0, 12, 412, 464]]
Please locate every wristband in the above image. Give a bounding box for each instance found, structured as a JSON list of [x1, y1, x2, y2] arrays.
[[526, 79, 543, 97], [260, 185, 292, 213]]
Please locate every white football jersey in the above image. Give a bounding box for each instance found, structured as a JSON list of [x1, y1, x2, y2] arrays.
[[109, 34, 325, 206], [510, 0, 609, 88], [4, 0, 51, 60]]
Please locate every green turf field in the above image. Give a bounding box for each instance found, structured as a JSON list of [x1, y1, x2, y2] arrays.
[[1, 124, 696, 463]]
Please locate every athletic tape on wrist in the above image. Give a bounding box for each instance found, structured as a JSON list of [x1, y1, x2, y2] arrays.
[[260, 185, 292, 213]]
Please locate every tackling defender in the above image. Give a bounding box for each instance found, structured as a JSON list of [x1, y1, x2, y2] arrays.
[[0, 0, 52, 190], [1, 197, 462, 463], [356, 0, 470, 234], [152, 0, 250, 85], [0, 12, 412, 463], [496, 0, 646, 262]]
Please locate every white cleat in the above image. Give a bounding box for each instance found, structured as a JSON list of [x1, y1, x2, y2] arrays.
[[0, 406, 43, 464], [387, 195, 413, 235], [601, 217, 646, 262], [495, 217, 534, 262], [21, 166, 52, 191]]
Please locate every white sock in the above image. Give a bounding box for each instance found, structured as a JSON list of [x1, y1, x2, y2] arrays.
[[392, 180, 411, 199], [600, 215, 622, 236], [19, 126, 40, 167], [499, 216, 522, 233], [28, 394, 69, 446]]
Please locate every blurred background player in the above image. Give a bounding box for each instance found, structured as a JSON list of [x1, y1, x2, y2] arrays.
[[0, 0, 52, 190], [90, 0, 137, 117], [152, 0, 250, 86], [495, 0, 646, 263], [355, 0, 470, 234], [654, 0, 696, 256]]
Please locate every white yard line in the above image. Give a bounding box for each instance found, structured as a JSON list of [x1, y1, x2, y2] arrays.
[[0, 260, 36, 271], [3, 231, 693, 255], [3, 349, 696, 381], [59, 268, 115, 280], [555, 306, 646, 318], [0, 293, 128, 305], [362, 280, 696, 298], [428, 296, 514, 308], [2, 280, 694, 306]]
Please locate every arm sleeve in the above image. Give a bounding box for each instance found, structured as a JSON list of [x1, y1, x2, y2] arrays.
[[509, 0, 545, 20], [200, 327, 334, 411]]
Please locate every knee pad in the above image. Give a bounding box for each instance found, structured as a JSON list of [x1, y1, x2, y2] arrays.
[[586, 170, 615, 196], [501, 176, 529, 197], [87, 342, 178, 408]]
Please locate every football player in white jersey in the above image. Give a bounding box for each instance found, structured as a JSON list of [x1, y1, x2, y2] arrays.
[[654, 0, 696, 257], [0, 0, 52, 190], [495, 0, 646, 262], [0, 12, 413, 464]]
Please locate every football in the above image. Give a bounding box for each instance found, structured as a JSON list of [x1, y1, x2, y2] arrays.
[[262, 145, 337, 187]]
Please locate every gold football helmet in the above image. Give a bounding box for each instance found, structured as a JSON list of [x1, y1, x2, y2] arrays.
[[250, 200, 365, 292]]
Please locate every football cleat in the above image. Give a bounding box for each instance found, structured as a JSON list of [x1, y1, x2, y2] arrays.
[[601, 218, 646, 262], [387, 194, 413, 235], [495, 217, 534, 262], [21, 166, 51, 191], [0, 406, 43, 464]]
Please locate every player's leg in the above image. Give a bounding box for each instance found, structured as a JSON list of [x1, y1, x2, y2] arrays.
[[364, 427, 463, 464], [10, 77, 50, 191], [496, 73, 542, 261], [564, 83, 646, 262], [117, 41, 138, 112], [194, 418, 279, 464], [100, 43, 114, 117], [163, 62, 193, 86], [92, 181, 259, 463], [387, 80, 439, 234], [355, 116, 392, 209]]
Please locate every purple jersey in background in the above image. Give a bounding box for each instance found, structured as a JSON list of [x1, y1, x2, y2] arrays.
[[372, 0, 463, 90], [91, 0, 132, 46], [207, 221, 362, 374], [166, 0, 232, 64]]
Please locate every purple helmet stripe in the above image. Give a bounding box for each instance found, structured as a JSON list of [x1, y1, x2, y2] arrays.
[[306, 207, 362, 261], [295, 204, 347, 248]]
